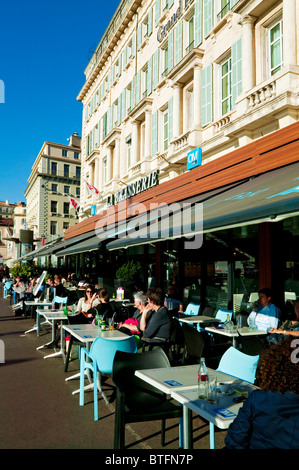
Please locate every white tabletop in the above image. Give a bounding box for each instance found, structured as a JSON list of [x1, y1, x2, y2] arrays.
[[205, 326, 239, 338], [63, 324, 128, 343], [39, 310, 67, 321], [171, 381, 255, 430], [25, 301, 53, 306], [177, 315, 221, 324], [135, 365, 237, 394], [237, 326, 267, 336], [205, 326, 267, 337]]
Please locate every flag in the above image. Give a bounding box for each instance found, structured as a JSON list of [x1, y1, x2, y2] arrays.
[[84, 179, 100, 198], [68, 196, 80, 211]]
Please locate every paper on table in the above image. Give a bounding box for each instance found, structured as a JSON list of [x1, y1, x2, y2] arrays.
[[164, 380, 183, 387]]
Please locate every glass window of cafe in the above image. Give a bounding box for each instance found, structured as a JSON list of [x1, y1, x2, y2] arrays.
[[181, 225, 259, 316], [283, 216, 299, 303]]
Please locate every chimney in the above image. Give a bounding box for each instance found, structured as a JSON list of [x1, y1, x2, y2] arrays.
[[69, 132, 81, 148]]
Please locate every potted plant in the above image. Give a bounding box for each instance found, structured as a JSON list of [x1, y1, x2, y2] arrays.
[[116, 260, 142, 282]]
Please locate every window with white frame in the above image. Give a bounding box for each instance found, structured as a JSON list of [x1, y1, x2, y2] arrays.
[[186, 16, 195, 53], [221, 56, 232, 115], [163, 109, 169, 151], [161, 44, 169, 76], [269, 18, 283, 75], [103, 157, 108, 184], [126, 135, 132, 169]]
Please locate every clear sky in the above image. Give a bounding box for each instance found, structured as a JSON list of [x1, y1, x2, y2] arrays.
[[0, 0, 120, 204]]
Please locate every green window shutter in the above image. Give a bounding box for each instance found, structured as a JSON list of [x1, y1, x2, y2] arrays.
[[147, 56, 152, 96], [201, 63, 213, 126], [121, 90, 126, 122], [155, 0, 160, 25], [153, 50, 159, 89], [109, 106, 113, 133], [118, 55, 122, 76], [137, 24, 142, 51], [231, 38, 242, 107], [123, 48, 127, 71], [131, 33, 136, 58], [148, 7, 153, 36], [203, 0, 213, 38], [97, 120, 101, 147], [168, 0, 174, 6], [168, 29, 174, 72], [151, 111, 158, 157], [130, 77, 135, 110], [136, 71, 141, 104], [194, 0, 202, 47], [117, 99, 121, 127], [107, 71, 111, 91], [175, 21, 183, 65], [168, 97, 173, 142]]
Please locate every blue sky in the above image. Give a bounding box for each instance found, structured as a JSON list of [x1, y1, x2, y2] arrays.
[[0, 0, 120, 204]]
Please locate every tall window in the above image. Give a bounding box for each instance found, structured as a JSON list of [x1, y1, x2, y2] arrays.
[[103, 157, 108, 184], [76, 167, 81, 179], [50, 221, 57, 235], [269, 19, 283, 75], [51, 201, 57, 213], [163, 110, 169, 151], [221, 57, 232, 115], [51, 162, 57, 175], [187, 17, 194, 52], [63, 202, 69, 215], [62, 149, 68, 157], [126, 136, 132, 169], [64, 164, 69, 177]]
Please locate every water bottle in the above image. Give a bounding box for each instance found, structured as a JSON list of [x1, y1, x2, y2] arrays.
[[71, 304, 75, 315], [198, 358, 209, 399], [95, 312, 100, 326], [63, 305, 68, 316]]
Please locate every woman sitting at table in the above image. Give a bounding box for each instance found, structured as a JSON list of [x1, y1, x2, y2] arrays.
[[225, 337, 299, 449], [141, 287, 171, 345], [88, 288, 114, 322], [68, 285, 100, 324], [117, 291, 152, 337]]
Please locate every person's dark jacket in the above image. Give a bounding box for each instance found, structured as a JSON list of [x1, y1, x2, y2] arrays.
[[225, 389, 299, 449], [142, 306, 171, 343], [89, 302, 114, 321]]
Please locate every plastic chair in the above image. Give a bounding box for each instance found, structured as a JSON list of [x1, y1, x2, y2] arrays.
[[216, 346, 259, 384], [3, 281, 13, 299], [79, 335, 137, 421], [112, 348, 183, 449], [52, 296, 68, 308], [215, 307, 233, 323], [183, 302, 200, 316], [181, 324, 205, 364]]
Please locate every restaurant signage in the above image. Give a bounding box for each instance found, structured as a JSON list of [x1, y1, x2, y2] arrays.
[[187, 147, 202, 170], [107, 169, 160, 206], [157, 0, 193, 43]]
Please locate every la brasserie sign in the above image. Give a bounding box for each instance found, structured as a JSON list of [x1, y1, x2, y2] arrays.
[[157, 0, 193, 43], [107, 170, 159, 206]]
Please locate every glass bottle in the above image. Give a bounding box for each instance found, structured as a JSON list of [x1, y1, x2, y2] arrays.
[[63, 304, 68, 316], [198, 357, 209, 399]]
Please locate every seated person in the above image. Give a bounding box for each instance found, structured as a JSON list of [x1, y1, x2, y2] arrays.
[[142, 288, 171, 344], [89, 288, 114, 322], [68, 285, 100, 324], [12, 276, 25, 304], [164, 285, 182, 315], [225, 337, 299, 449], [268, 299, 299, 342], [118, 291, 152, 337], [247, 287, 281, 332]]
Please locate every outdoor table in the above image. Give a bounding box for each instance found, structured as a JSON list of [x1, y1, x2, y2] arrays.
[[175, 315, 221, 326], [62, 324, 128, 397], [135, 364, 254, 449], [205, 326, 267, 348], [36, 309, 68, 360], [171, 381, 255, 449], [24, 301, 54, 335]]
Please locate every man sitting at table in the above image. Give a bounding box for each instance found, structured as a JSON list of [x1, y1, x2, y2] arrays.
[[247, 287, 281, 332]]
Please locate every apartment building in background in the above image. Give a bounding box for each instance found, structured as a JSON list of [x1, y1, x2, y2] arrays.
[[25, 133, 81, 243], [77, 0, 298, 219]]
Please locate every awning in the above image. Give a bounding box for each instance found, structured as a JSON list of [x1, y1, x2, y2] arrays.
[[106, 162, 299, 250], [54, 234, 102, 256]]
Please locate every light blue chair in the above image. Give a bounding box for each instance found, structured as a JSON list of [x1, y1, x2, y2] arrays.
[[3, 281, 13, 299], [52, 296, 68, 308], [202, 346, 260, 449], [216, 346, 259, 384], [184, 302, 200, 316], [79, 335, 137, 421], [215, 307, 233, 323]]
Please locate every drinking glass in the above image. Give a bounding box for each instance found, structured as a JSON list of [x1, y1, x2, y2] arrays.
[[108, 318, 114, 330], [249, 316, 256, 331], [208, 376, 217, 404]]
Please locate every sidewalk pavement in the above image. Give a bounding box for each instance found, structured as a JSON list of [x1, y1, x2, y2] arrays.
[[0, 297, 227, 450]]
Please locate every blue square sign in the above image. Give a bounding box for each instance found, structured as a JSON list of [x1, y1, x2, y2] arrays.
[[187, 147, 202, 170]]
